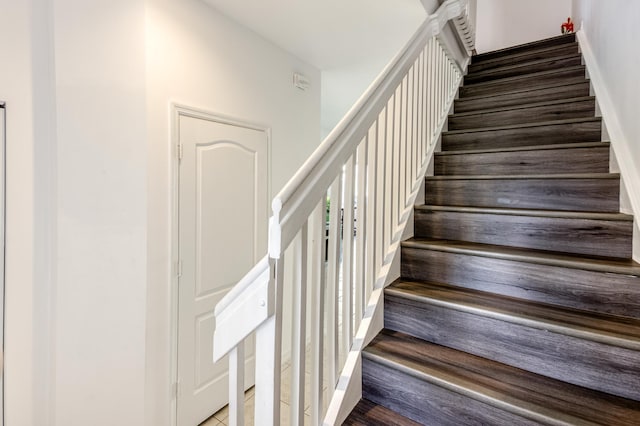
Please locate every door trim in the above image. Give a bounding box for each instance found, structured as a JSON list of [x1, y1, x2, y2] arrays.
[[169, 103, 271, 425]]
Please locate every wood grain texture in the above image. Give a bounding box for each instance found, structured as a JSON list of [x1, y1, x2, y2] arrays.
[[465, 54, 583, 84], [434, 143, 610, 175], [400, 241, 640, 318], [459, 67, 586, 98], [472, 33, 576, 63], [384, 283, 640, 401], [424, 174, 620, 212], [454, 81, 591, 113], [348, 33, 640, 425], [362, 357, 541, 426], [442, 117, 602, 151], [468, 43, 580, 74], [365, 330, 640, 425], [343, 399, 422, 426], [448, 97, 596, 131], [414, 206, 633, 259]]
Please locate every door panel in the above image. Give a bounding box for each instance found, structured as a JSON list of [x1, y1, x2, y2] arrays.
[[177, 113, 268, 425]]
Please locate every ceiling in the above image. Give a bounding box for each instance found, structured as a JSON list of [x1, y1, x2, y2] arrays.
[[202, 0, 426, 70], [202, 0, 427, 133]]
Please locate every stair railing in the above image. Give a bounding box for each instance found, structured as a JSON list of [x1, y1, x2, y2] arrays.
[[213, 1, 473, 424]]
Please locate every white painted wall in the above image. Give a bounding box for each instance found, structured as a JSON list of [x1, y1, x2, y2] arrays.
[[145, 0, 321, 425], [51, 0, 148, 424], [475, 0, 572, 53], [572, 0, 640, 261], [320, 3, 425, 137]]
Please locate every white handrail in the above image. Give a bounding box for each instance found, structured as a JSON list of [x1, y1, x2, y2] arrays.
[[213, 0, 474, 424]]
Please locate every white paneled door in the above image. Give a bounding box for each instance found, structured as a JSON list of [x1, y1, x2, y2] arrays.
[[177, 110, 268, 425]]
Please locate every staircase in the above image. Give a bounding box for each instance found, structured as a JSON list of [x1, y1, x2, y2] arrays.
[[344, 33, 640, 425]]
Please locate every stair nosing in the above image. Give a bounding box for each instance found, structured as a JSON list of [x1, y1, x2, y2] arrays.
[[401, 238, 640, 277], [385, 282, 640, 350], [466, 53, 583, 79], [450, 96, 595, 118], [472, 34, 576, 62], [363, 348, 590, 426], [426, 173, 619, 181], [435, 141, 609, 156], [462, 65, 585, 90], [415, 205, 633, 221], [444, 117, 601, 136], [455, 80, 590, 105], [469, 42, 579, 69]]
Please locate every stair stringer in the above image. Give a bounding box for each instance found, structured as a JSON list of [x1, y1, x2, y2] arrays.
[[322, 83, 463, 425], [577, 28, 640, 262]]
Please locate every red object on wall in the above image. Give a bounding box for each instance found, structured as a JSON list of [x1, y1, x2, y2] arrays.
[[561, 17, 574, 34]]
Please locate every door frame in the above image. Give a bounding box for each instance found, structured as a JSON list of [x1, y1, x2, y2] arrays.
[[169, 103, 271, 425], [0, 102, 5, 426]]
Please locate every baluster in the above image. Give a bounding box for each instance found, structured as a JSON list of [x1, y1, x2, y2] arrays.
[[384, 95, 395, 250], [375, 110, 386, 273], [341, 155, 355, 359], [413, 57, 420, 182], [392, 85, 402, 237], [405, 68, 413, 204], [228, 342, 245, 426], [290, 225, 308, 425], [326, 176, 342, 389], [309, 200, 324, 426], [418, 51, 425, 170], [364, 125, 377, 302], [354, 138, 367, 330], [428, 38, 435, 149], [399, 77, 407, 219]]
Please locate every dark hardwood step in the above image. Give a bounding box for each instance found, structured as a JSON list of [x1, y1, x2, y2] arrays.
[[468, 42, 580, 74], [472, 33, 576, 63], [454, 81, 590, 113], [384, 281, 640, 401], [425, 173, 619, 212], [343, 399, 422, 426], [414, 205, 633, 259], [442, 117, 602, 151], [363, 330, 640, 425], [401, 238, 640, 318], [465, 54, 583, 85], [449, 96, 595, 130], [434, 142, 610, 175], [459, 66, 586, 98]]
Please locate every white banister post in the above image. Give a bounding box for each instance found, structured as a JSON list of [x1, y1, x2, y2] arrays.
[[254, 258, 283, 426]]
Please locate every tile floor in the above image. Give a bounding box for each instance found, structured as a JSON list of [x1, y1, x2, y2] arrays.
[[200, 362, 326, 426]]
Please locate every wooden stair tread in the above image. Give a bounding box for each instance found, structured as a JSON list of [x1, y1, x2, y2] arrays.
[[450, 96, 595, 118], [343, 399, 422, 426], [465, 53, 583, 82], [443, 116, 601, 136], [415, 204, 632, 221], [435, 141, 609, 156], [455, 80, 589, 105], [386, 281, 640, 347], [468, 44, 580, 74], [401, 238, 640, 276], [461, 65, 585, 91], [472, 33, 576, 63], [426, 172, 618, 181], [364, 329, 640, 425]]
